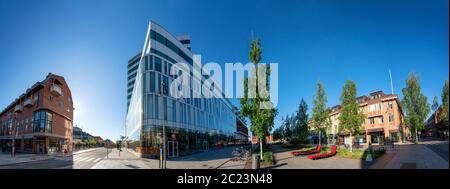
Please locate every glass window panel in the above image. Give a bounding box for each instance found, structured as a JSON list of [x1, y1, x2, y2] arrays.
[[155, 96, 159, 119], [155, 56, 162, 72], [150, 72, 155, 92], [164, 97, 167, 120]]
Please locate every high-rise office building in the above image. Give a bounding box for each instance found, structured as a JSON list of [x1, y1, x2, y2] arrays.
[[126, 21, 248, 157]]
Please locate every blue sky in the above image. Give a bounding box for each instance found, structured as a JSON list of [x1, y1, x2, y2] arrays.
[[0, 0, 448, 141]]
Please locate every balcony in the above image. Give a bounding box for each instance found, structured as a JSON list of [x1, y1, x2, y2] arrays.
[[368, 110, 382, 117], [50, 84, 63, 96], [14, 105, 23, 113], [24, 98, 34, 107]]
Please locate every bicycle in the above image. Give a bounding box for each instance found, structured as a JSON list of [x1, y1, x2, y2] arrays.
[[231, 147, 246, 161]]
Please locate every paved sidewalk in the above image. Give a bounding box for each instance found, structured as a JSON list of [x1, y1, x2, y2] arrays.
[[0, 153, 54, 166], [166, 146, 246, 169], [369, 142, 449, 169], [92, 146, 247, 169], [91, 148, 155, 169], [271, 145, 363, 169], [73, 147, 104, 155]]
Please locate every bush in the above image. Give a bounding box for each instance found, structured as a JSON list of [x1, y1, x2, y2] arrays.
[[262, 152, 273, 165]]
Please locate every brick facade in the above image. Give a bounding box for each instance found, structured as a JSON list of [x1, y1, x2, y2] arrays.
[[0, 73, 74, 154]]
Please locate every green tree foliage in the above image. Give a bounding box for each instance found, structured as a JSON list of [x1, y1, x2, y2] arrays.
[[442, 80, 449, 126], [338, 80, 365, 152], [272, 126, 284, 141], [292, 99, 309, 144], [240, 36, 277, 160], [401, 73, 430, 143], [283, 114, 292, 141], [310, 81, 331, 146]]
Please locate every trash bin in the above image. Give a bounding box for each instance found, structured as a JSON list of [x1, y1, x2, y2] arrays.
[[252, 154, 260, 169]]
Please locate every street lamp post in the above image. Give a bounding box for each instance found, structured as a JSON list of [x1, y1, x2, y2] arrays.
[[12, 113, 18, 157], [158, 80, 167, 169]]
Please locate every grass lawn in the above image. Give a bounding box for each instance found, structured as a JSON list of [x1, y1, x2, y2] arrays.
[[319, 146, 385, 160]]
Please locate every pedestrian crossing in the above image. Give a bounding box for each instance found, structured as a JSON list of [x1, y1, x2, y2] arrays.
[[73, 156, 104, 163]]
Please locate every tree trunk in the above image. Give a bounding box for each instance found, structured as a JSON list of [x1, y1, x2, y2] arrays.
[[415, 127, 418, 143], [260, 138, 263, 161], [349, 132, 353, 152], [319, 131, 322, 146]]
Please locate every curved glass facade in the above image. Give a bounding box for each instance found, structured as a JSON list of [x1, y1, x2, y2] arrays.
[[126, 21, 247, 157]]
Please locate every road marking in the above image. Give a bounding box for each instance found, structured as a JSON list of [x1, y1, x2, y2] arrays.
[[85, 157, 95, 162], [76, 157, 89, 162], [73, 157, 84, 161], [93, 158, 101, 163]]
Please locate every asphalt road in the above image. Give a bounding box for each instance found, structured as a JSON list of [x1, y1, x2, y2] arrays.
[[424, 141, 449, 162], [0, 148, 110, 169]]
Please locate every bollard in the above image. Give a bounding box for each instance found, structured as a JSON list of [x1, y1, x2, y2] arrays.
[[252, 154, 260, 169]]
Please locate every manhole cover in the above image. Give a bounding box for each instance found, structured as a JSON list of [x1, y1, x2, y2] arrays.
[[202, 164, 208, 167]]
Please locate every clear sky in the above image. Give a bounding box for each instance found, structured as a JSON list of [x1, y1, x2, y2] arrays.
[[0, 0, 448, 141]]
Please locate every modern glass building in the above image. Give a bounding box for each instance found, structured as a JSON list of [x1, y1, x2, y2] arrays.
[[126, 21, 248, 157]]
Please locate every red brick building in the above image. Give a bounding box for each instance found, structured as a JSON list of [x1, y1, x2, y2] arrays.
[[0, 73, 74, 154]]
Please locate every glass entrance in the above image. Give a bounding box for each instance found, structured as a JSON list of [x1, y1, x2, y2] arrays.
[[203, 141, 209, 151], [167, 140, 178, 158]]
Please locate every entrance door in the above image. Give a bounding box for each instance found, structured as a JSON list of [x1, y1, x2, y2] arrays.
[[371, 134, 379, 144], [38, 142, 44, 153], [167, 141, 179, 158], [203, 141, 209, 151]]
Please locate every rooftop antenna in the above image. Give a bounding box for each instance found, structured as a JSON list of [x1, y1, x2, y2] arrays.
[[389, 69, 394, 94]]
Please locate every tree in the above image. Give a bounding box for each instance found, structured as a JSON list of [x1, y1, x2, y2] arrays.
[[432, 96, 439, 113], [310, 81, 331, 146], [442, 80, 449, 126], [338, 80, 365, 152], [272, 126, 284, 141], [401, 73, 430, 143], [292, 99, 309, 144], [283, 114, 292, 141], [240, 36, 277, 160]]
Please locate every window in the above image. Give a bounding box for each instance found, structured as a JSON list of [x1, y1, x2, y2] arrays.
[[143, 72, 147, 92], [155, 97, 159, 119], [155, 56, 162, 72], [388, 102, 393, 109], [389, 114, 394, 122], [163, 61, 168, 74], [173, 100, 177, 122], [369, 103, 382, 112], [145, 56, 149, 70], [49, 96, 53, 101], [168, 63, 173, 76], [370, 118, 375, 125], [378, 117, 383, 124], [163, 76, 169, 95], [33, 110, 52, 133], [147, 95, 154, 119], [149, 56, 153, 70], [163, 97, 167, 120], [150, 72, 156, 92]]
